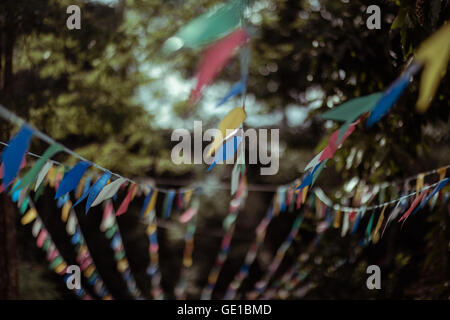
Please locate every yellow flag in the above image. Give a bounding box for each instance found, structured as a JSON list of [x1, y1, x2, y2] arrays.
[[302, 186, 309, 204], [84, 265, 95, 278], [206, 107, 246, 158], [415, 23, 450, 113], [184, 190, 193, 206], [117, 258, 129, 272], [75, 177, 85, 199], [372, 205, 387, 244], [437, 167, 447, 180], [21, 208, 37, 225], [55, 262, 68, 274], [416, 173, 424, 193], [333, 210, 342, 228], [143, 190, 158, 218], [61, 201, 71, 222]]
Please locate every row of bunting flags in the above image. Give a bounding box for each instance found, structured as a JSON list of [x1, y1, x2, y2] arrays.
[[0, 0, 449, 299], [1, 123, 449, 299]]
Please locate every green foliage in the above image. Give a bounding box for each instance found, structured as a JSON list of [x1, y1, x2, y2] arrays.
[[1, 0, 449, 299]]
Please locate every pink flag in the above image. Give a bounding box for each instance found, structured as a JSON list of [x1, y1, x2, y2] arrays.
[[320, 119, 360, 161], [398, 192, 427, 224], [37, 229, 48, 248], [190, 29, 248, 103], [179, 207, 197, 224], [116, 184, 137, 216]]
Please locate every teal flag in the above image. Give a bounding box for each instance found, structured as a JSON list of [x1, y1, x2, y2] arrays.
[[161, 0, 242, 54], [322, 92, 383, 122]]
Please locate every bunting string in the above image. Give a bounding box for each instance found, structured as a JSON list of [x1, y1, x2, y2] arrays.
[[19, 198, 95, 300], [200, 174, 248, 300], [223, 200, 275, 300], [174, 198, 199, 300], [98, 199, 143, 299]]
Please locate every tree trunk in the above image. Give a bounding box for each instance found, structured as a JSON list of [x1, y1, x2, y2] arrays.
[[0, 193, 19, 299], [0, 7, 19, 298], [3, 10, 15, 96]]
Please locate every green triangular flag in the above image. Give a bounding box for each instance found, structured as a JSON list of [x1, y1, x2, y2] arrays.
[[365, 211, 375, 241], [17, 143, 63, 190], [322, 92, 383, 122], [312, 160, 327, 185], [161, 0, 242, 54]]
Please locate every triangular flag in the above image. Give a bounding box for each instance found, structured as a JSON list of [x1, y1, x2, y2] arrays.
[[2, 125, 34, 188], [21, 207, 37, 225], [206, 107, 246, 158], [85, 171, 112, 214], [143, 189, 158, 219], [207, 135, 242, 172], [297, 164, 320, 190], [190, 28, 248, 103], [398, 192, 427, 224], [231, 160, 241, 195], [366, 63, 421, 127], [217, 76, 248, 107], [140, 188, 154, 219], [91, 177, 127, 207], [412, 178, 449, 214], [304, 151, 323, 171], [55, 161, 91, 199], [17, 143, 63, 190], [34, 161, 53, 192], [179, 199, 199, 224], [372, 205, 387, 244], [116, 184, 137, 216], [341, 212, 349, 237], [100, 201, 115, 232], [320, 119, 360, 161], [321, 92, 383, 123], [415, 23, 450, 113], [162, 190, 176, 219], [161, 0, 242, 54]]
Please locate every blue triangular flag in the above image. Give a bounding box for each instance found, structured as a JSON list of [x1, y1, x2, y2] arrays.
[[366, 63, 421, 127], [217, 76, 247, 107], [297, 164, 320, 190], [55, 161, 91, 199], [57, 193, 70, 208], [207, 135, 242, 172], [140, 188, 154, 218], [73, 176, 92, 208], [351, 211, 363, 234], [85, 171, 112, 214], [2, 125, 34, 188], [412, 178, 449, 215], [163, 190, 176, 219]]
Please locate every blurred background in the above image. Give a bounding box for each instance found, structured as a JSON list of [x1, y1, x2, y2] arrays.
[[0, 0, 449, 299]]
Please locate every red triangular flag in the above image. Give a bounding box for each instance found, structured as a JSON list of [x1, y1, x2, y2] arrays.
[[116, 184, 137, 216], [190, 28, 248, 103]]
